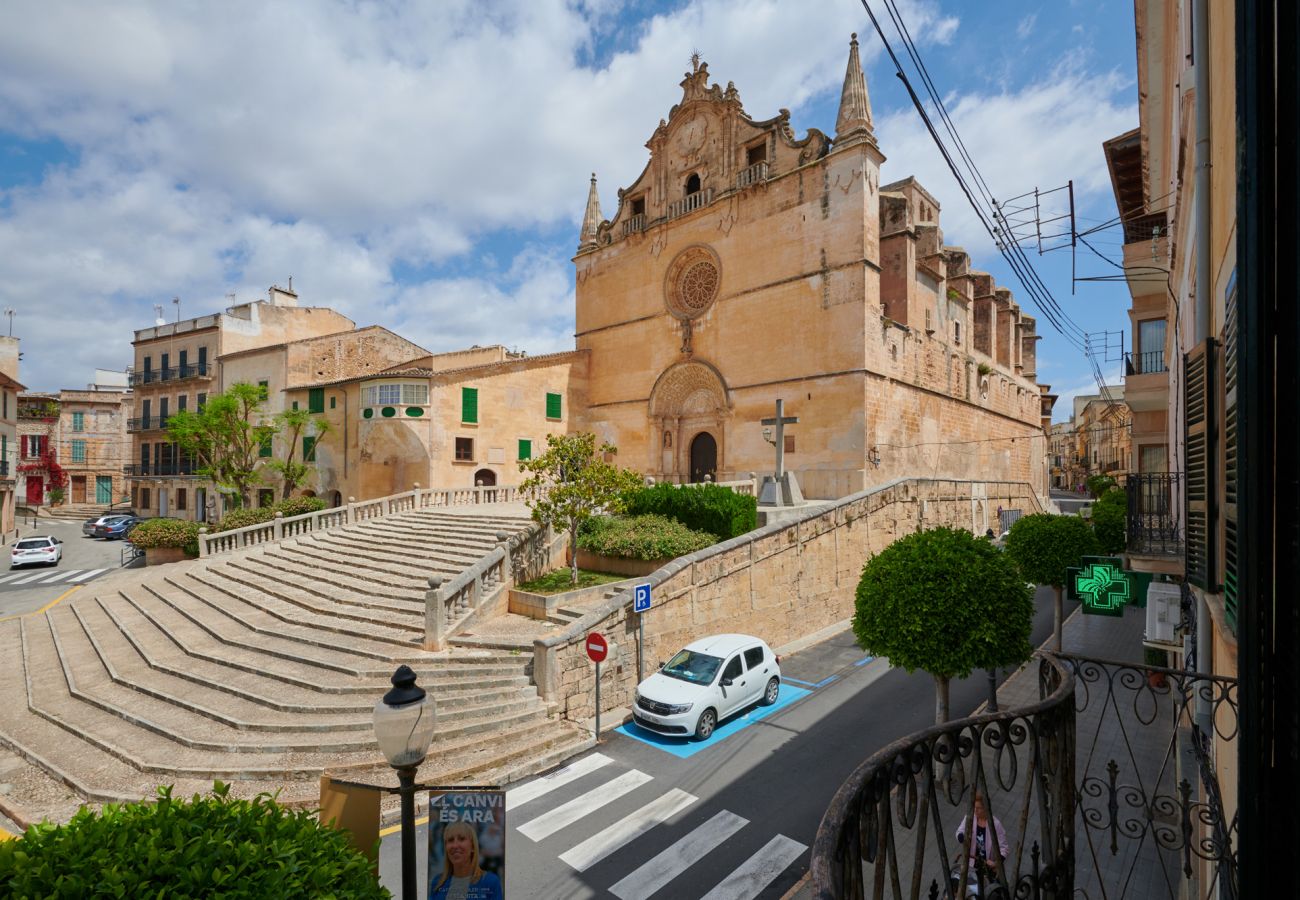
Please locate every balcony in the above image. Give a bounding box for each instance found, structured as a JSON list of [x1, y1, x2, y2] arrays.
[[1124, 349, 1170, 413], [735, 160, 769, 189], [0, 460, 9, 478], [666, 188, 713, 219], [622, 213, 646, 237], [129, 362, 211, 387], [127, 416, 171, 433], [810, 646, 1237, 900], [1126, 472, 1185, 572], [124, 462, 199, 477]]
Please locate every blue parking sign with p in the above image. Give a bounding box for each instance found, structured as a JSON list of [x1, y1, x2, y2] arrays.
[[633, 583, 652, 613]]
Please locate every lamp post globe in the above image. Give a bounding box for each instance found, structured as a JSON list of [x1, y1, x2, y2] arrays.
[[373, 664, 437, 768], [374, 665, 436, 900]]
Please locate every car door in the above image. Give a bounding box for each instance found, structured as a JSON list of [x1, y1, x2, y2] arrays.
[[743, 645, 770, 705], [716, 654, 746, 718]]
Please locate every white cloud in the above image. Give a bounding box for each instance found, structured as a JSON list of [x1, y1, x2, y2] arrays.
[[1016, 13, 1038, 40]]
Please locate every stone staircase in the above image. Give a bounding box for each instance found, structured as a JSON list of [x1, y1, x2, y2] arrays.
[[37, 502, 115, 521], [0, 508, 590, 825]]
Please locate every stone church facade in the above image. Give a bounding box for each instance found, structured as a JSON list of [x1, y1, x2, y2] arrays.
[[573, 38, 1051, 501]]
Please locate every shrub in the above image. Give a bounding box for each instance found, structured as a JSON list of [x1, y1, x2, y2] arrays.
[[126, 518, 201, 556], [1085, 474, 1117, 499], [1091, 488, 1127, 554], [274, 495, 328, 517], [623, 482, 757, 541], [211, 507, 275, 533], [577, 514, 715, 560], [0, 782, 387, 898]]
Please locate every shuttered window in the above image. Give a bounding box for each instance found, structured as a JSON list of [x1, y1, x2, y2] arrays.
[[1221, 280, 1239, 631], [303, 436, 317, 462], [308, 388, 325, 414], [546, 392, 562, 419], [71, 440, 86, 463], [1184, 339, 1217, 590], [462, 387, 478, 424], [71, 412, 84, 432], [518, 439, 531, 461], [259, 435, 273, 458]]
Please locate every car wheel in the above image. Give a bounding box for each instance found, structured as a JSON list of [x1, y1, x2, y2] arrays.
[[694, 708, 717, 741], [761, 677, 780, 706]]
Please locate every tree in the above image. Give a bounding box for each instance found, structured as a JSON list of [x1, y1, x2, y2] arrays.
[[1085, 474, 1117, 499], [1090, 488, 1127, 554], [518, 433, 644, 585], [166, 383, 273, 509], [853, 527, 1033, 723], [1004, 513, 1101, 650], [262, 407, 332, 499]]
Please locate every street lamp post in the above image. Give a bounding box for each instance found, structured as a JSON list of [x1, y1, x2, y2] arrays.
[[373, 665, 437, 900]]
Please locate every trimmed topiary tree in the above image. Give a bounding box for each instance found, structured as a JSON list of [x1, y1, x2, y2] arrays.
[[0, 782, 387, 898], [1004, 513, 1101, 650], [1091, 488, 1127, 555], [623, 482, 757, 541], [853, 526, 1034, 723]]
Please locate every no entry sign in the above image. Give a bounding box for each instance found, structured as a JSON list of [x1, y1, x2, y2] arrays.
[[586, 632, 609, 663]]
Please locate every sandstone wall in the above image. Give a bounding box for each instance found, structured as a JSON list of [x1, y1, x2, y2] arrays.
[[533, 477, 1044, 724]]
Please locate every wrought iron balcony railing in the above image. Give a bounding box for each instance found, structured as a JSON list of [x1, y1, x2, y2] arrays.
[[1125, 350, 1168, 376], [1127, 472, 1184, 556], [1123, 211, 1168, 245], [123, 462, 199, 477], [126, 416, 170, 432], [810, 648, 1238, 900], [128, 363, 211, 386]]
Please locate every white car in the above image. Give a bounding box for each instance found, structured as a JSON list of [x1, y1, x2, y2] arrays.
[[633, 634, 782, 741], [11, 536, 63, 569]]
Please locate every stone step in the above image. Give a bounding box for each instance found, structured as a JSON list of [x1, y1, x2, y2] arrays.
[[0, 621, 308, 807], [331, 525, 503, 556], [20, 615, 378, 781], [200, 562, 424, 633], [360, 517, 531, 544], [300, 532, 485, 572], [170, 572, 425, 651], [254, 543, 437, 595], [222, 554, 425, 617], [44, 607, 380, 754]]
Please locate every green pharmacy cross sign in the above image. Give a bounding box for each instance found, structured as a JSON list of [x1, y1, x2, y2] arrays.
[[1067, 556, 1153, 617]]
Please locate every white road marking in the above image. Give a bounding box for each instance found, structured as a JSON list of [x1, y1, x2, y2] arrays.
[[0, 572, 29, 584], [37, 570, 80, 584], [517, 770, 653, 842], [559, 788, 697, 872], [67, 569, 107, 582], [506, 753, 613, 811], [609, 810, 749, 900], [699, 834, 807, 900], [11, 569, 57, 585]]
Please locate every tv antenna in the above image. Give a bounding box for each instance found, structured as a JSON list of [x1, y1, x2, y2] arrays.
[[2, 308, 12, 337]]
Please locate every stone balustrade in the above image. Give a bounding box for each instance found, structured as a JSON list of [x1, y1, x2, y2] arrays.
[[623, 213, 646, 236], [666, 188, 713, 219], [735, 160, 769, 189], [198, 483, 526, 558]]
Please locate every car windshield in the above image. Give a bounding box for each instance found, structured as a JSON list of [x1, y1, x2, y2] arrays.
[[102, 517, 130, 524], [661, 650, 723, 685], [15, 539, 50, 549]]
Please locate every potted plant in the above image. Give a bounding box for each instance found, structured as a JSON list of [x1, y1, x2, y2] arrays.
[[1143, 646, 1169, 688], [126, 518, 201, 565]]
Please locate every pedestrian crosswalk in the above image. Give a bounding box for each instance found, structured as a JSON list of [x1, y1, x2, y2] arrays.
[[0, 568, 108, 589], [509, 753, 808, 899]]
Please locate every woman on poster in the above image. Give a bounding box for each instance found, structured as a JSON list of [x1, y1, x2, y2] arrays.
[[429, 820, 504, 900]]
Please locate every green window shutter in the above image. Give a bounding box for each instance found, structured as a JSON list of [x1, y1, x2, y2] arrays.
[[71, 412, 84, 432], [303, 436, 317, 462], [291, 401, 299, 411], [546, 392, 562, 419], [462, 387, 478, 424], [518, 439, 531, 461], [1184, 339, 1217, 590], [71, 440, 86, 463], [259, 435, 273, 458], [308, 388, 325, 414], [1222, 283, 1239, 632], [258, 381, 269, 401]]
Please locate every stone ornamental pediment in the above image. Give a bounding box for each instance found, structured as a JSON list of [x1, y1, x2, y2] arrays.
[[649, 360, 731, 420]]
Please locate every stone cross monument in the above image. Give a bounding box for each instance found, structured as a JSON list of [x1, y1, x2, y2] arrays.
[[758, 399, 805, 507]]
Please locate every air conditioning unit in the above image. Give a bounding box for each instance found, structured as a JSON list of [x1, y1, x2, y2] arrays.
[[1144, 582, 1182, 645]]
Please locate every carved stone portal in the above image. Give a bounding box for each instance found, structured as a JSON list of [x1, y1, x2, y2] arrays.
[[648, 360, 731, 481]]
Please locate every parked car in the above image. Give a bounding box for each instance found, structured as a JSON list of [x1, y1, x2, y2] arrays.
[[95, 515, 142, 540], [11, 536, 63, 569], [82, 510, 136, 537], [633, 633, 781, 741]]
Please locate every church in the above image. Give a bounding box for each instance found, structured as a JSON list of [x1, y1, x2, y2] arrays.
[[573, 36, 1052, 501]]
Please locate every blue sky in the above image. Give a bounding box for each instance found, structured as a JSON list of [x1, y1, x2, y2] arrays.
[[0, 1, 1138, 418]]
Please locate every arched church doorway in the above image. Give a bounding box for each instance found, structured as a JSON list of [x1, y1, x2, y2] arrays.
[[690, 432, 717, 482], [474, 469, 497, 487]]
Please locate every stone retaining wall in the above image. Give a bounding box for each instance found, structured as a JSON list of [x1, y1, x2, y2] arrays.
[[533, 478, 1043, 724]]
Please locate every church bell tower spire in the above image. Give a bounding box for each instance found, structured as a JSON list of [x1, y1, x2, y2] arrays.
[[834, 33, 876, 148], [578, 173, 604, 252]]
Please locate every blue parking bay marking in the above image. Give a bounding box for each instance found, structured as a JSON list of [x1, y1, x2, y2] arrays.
[[854, 655, 876, 667], [617, 685, 811, 758]]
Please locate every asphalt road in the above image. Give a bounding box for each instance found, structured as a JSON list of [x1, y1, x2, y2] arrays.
[[0, 517, 131, 619], [381, 586, 1069, 900]]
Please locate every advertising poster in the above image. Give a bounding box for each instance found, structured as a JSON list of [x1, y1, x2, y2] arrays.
[[427, 790, 506, 900]]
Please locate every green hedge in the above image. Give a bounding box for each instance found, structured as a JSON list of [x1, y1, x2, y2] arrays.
[[0, 782, 387, 898], [577, 514, 715, 560], [126, 518, 201, 556], [211, 496, 329, 533], [1091, 488, 1127, 554], [623, 483, 757, 541]]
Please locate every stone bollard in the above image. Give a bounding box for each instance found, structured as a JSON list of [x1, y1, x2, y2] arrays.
[[273, 511, 284, 540], [424, 575, 446, 650], [197, 527, 208, 558], [346, 496, 356, 523]]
